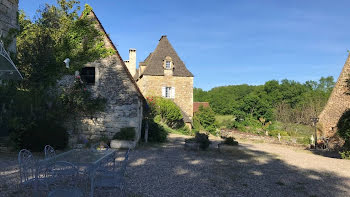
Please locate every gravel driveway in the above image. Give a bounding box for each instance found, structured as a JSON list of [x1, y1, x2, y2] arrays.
[[126, 134, 350, 197], [1, 133, 350, 197]]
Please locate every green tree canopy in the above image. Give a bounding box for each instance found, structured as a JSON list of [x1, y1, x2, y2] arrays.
[[194, 76, 334, 124]]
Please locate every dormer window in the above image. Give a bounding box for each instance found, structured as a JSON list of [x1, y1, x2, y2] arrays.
[[163, 56, 173, 70], [166, 61, 171, 69]]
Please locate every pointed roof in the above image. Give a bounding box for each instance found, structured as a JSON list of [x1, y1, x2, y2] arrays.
[[81, 5, 145, 101], [318, 53, 350, 145], [140, 35, 193, 77]]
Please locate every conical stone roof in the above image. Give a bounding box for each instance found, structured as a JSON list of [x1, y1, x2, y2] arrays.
[[141, 35, 193, 77]]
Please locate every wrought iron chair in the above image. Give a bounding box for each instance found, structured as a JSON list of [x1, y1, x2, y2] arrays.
[[46, 161, 83, 197], [44, 145, 56, 159], [93, 149, 130, 193], [90, 142, 110, 152], [18, 149, 48, 194], [18, 149, 36, 185]]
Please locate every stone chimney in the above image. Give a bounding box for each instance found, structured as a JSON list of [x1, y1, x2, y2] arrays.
[[124, 48, 136, 77]]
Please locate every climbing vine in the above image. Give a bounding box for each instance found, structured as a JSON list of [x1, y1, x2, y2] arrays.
[[1, 0, 113, 150]]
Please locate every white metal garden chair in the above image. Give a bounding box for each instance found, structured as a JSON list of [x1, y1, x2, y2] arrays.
[[18, 149, 36, 185], [18, 149, 48, 193], [46, 161, 83, 197], [93, 149, 130, 193], [44, 145, 56, 159]]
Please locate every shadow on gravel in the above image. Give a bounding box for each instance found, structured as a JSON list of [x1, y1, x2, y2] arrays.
[[1, 135, 349, 197], [126, 135, 350, 197], [309, 149, 341, 159]]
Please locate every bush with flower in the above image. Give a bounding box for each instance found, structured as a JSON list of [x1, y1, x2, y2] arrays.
[[146, 96, 183, 128]]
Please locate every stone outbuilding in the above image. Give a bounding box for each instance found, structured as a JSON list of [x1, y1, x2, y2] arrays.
[[134, 35, 194, 128], [318, 54, 350, 148], [0, 0, 18, 53], [70, 8, 145, 143]]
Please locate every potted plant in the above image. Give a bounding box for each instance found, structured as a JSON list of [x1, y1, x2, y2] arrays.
[[110, 127, 136, 149], [218, 137, 239, 152], [185, 132, 211, 150]]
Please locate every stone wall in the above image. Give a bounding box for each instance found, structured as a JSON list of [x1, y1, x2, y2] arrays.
[[318, 54, 350, 148], [137, 75, 193, 122], [70, 55, 143, 143], [0, 0, 18, 52]]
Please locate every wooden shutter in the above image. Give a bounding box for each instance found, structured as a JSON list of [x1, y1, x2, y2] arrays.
[[162, 87, 166, 97]]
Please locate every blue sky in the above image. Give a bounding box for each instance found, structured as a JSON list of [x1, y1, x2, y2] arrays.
[[19, 0, 350, 90]]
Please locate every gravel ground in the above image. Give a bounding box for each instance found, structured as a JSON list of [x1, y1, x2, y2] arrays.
[[1, 134, 350, 197], [126, 134, 350, 197]]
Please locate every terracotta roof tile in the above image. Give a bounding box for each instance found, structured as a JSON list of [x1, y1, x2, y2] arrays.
[[193, 102, 210, 113]]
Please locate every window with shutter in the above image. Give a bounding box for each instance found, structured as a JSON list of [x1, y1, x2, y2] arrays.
[[162, 87, 166, 97], [165, 87, 171, 98]]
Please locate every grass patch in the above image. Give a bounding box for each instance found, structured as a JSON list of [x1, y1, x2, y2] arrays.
[[158, 122, 192, 136], [216, 115, 235, 124], [215, 115, 235, 129]]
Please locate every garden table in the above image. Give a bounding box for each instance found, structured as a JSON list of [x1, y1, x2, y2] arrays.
[[37, 149, 116, 197]]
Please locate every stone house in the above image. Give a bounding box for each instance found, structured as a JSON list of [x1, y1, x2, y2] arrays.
[[0, 0, 18, 53], [133, 35, 194, 128], [0, 0, 22, 81], [70, 9, 145, 143], [318, 54, 350, 148]]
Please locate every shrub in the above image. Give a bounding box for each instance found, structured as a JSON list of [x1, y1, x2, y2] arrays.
[[147, 97, 183, 128], [176, 125, 192, 136], [193, 105, 217, 134], [141, 119, 168, 143], [113, 127, 136, 141], [339, 151, 350, 159], [241, 115, 261, 128], [223, 137, 239, 146], [10, 120, 68, 152], [228, 121, 246, 132], [219, 119, 233, 129], [194, 132, 211, 150]]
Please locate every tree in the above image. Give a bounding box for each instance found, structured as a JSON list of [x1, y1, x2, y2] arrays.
[[193, 76, 334, 125], [193, 105, 217, 134], [1, 1, 112, 149]]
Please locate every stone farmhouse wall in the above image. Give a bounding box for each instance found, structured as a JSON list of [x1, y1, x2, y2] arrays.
[[318, 54, 350, 148], [71, 56, 143, 143], [137, 75, 193, 122], [0, 0, 18, 52]]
